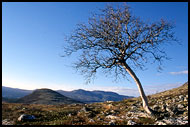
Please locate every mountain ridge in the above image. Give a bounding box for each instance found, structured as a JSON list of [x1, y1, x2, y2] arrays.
[[15, 88, 83, 105], [2, 86, 132, 103]]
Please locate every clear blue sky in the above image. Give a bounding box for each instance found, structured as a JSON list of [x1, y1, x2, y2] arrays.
[[2, 2, 188, 97]]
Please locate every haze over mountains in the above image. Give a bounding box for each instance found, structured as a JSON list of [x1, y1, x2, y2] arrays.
[[2, 86, 133, 104]]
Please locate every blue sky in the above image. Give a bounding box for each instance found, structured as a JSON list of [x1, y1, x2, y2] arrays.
[[2, 2, 188, 97]]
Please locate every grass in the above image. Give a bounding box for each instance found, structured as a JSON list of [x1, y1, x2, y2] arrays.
[[2, 82, 188, 125]]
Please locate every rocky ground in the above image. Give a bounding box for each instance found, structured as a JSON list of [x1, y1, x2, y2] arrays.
[[2, 82, 188, 125]]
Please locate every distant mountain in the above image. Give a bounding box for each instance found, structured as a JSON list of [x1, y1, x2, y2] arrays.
[[2, 86, 133, 103], [16, 88, 83, 105], [2, 86, 32, 98], [57, 89, 133, 103], [2, 97, 18, 103]]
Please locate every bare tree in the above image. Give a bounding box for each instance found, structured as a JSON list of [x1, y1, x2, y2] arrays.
[[62, 4, 178, 115]]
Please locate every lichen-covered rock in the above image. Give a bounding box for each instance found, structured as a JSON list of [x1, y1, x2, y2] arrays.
[[18, 114, 35, 122]]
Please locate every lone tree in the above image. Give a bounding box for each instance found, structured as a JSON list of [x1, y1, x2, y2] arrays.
[[62, 4, 178, 115]]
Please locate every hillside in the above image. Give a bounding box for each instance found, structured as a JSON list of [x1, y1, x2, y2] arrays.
[[2, 86, 32, 98], [2, 86, 132, 103], [57, 89, 132, 103], [2, 82, 188, 125], [16, 88, 83, 105]]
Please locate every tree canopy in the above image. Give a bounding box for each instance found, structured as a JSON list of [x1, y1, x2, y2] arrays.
[[63, 4, 178, 84]]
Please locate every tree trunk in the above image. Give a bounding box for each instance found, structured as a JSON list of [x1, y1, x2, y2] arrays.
[[121, 62, 153, 115]]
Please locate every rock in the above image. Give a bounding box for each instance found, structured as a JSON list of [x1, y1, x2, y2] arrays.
[[184, 97, 188, 102], [106, 101, 113, 103], [138, 112, 150, 118], [177, 104, 184, 109], [80, 107, 91, 112], [109, 120, 116, 125], [127, 120, 136, 125], [161, 104, 166, 111], [18, 114, 35, 122], [172, 98, 176, 103], [183, 116, 188, 121], [186, 106, 188, 110], [162, 118, 175, 124], [88, 118, 95, 123], [155, 121, 167, 125], [166, 107, 172, 112], [106, 115, 119, 120], [121, 115, 125, 119], [166, 102, 170, 106], [22, 108, 26, 110], [176, 117, 188, 125], [166, 97, 171, 100], [178, 95, 184, 101], [2, 119, 14, 125], [68, 113, 72, 117], [130, 106, 137, 110], [107, 104, 113, 109], [110, 110, 115, 113], [152, 105, 160, 111]]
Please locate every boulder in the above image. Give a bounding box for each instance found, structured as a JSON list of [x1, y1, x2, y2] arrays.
[[18, 114, 35, 122]]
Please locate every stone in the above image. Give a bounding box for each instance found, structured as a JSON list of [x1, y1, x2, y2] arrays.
[[155, 121, 167, 125], [138, 112, 150, 118], [163, 118, 175, 124], [18, 114, 35, 122], [130, 106, 137, 110], [127, 120, 136, 125], [166, 107, 172, 112], [178, 95, 184, 101], [184, 97, 188, 102], [2, 119, 14, 125], [166, 97, 171, 100], [176, 118, 188, 125], [105, 115, 119, 120], [107, 104, 113, 109], [172, 98, 176, 103], [80, 107, 91, 112], [161, 104, 166, 111], [121, 115, 125, 119], [183, 116, 188, 121], [152, 105, 160, 111], [68, 113, 72, 117], [109, 120, 116, 125], [106, 101, 113, 103], [166, 102, 170, 106], [88, 118, 95, 123], [177, 104, 184, 109]]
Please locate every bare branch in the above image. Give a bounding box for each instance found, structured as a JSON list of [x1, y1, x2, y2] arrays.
[[62, 4, 178, 84]]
